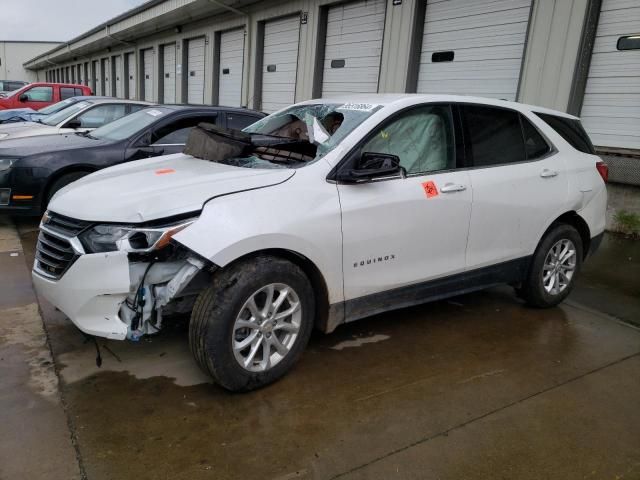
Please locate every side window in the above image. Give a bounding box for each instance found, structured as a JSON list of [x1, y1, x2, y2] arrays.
[[463, 105, 525, 167], [75, 104, 127, 128], [361, 105, 455, 175], [24, 86, 53, 102], [534, 112, 595, 154], [227, 113, 260, 131], [74, 88, 84, 96], [520, 115, 551, 160], [60, 87, 75, 100], [128, 104, 147, 114], [151, 115, 218, 145]]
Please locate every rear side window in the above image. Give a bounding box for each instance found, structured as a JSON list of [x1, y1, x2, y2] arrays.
[[60, 87, 75, 100], [534, 112, 595, 154], [520, 115, 551, 160], [463, 105, 525, 166]]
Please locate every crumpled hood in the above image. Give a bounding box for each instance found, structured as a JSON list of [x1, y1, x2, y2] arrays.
[[49, 153, 295, 223]]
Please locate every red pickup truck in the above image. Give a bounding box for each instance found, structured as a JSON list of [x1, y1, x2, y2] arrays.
[[0, 82, 93, 111]]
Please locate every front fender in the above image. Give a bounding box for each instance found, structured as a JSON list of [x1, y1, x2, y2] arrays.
[[173, 173, 344, 304]]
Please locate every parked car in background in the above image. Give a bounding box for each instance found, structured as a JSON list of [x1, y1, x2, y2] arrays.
[[0, 83, 92, 111], [31, 94, 607, 392], [0, 99, 151, 141], [0, 96, 110, 124], [0, 105, 265, 215], [0, 80, 28, 96]]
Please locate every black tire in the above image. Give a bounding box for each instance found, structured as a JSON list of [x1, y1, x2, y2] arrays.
[[45, 171, 90, 207], [190, 255, 315, 392], [519, 223, 583, 308]]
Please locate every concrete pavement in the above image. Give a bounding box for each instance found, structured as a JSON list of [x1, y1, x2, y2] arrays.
[[3, 216, 640, 480]]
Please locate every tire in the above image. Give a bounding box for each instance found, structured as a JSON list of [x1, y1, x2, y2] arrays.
[[190, 255, 315, 392], [519, 223, 583, 308], [45, 171, 90, 207]]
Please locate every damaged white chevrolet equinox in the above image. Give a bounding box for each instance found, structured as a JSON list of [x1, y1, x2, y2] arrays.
[[32, 94, 608, 391]]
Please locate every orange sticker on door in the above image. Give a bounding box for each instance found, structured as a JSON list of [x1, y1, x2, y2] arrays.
[[422, 181, 438, 198], [155, 168, 176, 175]]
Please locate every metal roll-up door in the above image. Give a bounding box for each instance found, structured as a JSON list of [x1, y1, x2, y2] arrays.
[[416, 0, 532, 100], [102, 58, 111, 96], [143, 48, 154, 102], [187, 37, 206, 104], [261, 16, 300, 113], [93, 60, 101, 95], [114, 56, 123, 98], [125, 53, 136, 99], [581, 0, 640, 150], [321, 0, 386, 96], [218, 29, 245, 107], [162, 43, 177, 103]]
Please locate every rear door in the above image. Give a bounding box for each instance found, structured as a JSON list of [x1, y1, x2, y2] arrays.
[[338, 103, 472, 302], [462, 104, 568, 269]]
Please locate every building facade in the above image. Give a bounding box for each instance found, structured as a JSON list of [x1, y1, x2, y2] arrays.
[[0, 41, 62, 82], [22, 0, 640, 155]]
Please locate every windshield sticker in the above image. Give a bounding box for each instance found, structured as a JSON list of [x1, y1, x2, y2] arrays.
[[155, 168, 175, 175], [146, 109, 165, 117], [422, 181, 438, 198], [337, 103, 379, 112]]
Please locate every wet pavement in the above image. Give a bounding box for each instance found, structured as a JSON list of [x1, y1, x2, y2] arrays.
[[3, 216, 640, 479]]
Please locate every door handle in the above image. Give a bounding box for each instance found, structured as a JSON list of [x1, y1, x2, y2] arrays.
[[440, 183, 467, 193], [540, 169, 559, 178]]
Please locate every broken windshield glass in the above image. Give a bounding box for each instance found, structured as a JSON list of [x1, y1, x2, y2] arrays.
[[184, 103, 383, 169]]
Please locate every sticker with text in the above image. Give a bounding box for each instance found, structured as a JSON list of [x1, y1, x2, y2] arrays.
[[337, 103, 379, 112], [422, 181, 438, 198], [155, 168, 176, 175]]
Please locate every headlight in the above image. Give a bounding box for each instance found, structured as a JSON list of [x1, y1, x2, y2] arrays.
[[0, 157, 16, 170], [79, 218, 196, 253], [0, 134, 10, 140]]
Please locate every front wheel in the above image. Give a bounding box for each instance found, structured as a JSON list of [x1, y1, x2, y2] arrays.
[[189, 255, 315, 392], [519, 224, 583, 308]]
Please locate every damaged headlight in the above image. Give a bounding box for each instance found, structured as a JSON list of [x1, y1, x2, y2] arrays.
[[79, 218, 196, 253]]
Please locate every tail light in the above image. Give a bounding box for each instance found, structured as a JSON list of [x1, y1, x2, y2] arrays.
[[596, 161, 608, 183]]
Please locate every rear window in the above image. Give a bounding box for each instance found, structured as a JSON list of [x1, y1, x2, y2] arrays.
[[534, 112, 595, 154]]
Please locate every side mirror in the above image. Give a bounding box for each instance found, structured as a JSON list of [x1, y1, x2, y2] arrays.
[[19, 94, 29, 102], [336, 152, 404, 183], [65, 120, 82, 129]]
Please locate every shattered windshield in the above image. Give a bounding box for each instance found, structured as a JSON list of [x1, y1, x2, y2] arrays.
[[219, 103, 383, 169]]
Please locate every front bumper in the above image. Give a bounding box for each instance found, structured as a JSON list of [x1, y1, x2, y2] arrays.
[[32, 250, 132, 340]]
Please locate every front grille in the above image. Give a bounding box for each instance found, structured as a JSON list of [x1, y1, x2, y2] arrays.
[[35, 213, 92, 279]]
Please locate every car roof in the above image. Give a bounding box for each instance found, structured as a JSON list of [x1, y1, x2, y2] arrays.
[[80, 98, 154, 105], [295, 93, 579, 120], [155, 104, 265, 115]]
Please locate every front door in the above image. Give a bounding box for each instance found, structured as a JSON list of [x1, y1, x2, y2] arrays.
[[337, 104, 472, 303]]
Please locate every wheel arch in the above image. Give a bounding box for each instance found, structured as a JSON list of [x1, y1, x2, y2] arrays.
[[42, 165, 98, 210], [217, 248, 332, 333], [544, 211, 591, 259]]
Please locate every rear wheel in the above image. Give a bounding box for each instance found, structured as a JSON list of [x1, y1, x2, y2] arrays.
[[519, 224, 583, 308], [45, 171, 90, 207], [190, 255, 315, 392]]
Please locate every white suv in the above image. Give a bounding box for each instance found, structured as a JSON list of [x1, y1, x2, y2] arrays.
[[32, 94, 608, 391]]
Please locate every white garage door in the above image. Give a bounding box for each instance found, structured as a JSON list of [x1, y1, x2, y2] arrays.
[[143, 48, 154, 102], [114, 56, 123, 98], [322, 0, 386, 95], [417, 0, 532, 100], [581, 0, 640, 150], [103, 58, 111, 96], [218, 29, 244, 107], [262, 16, 300, 113], [187, 37, 206, 104], [93, 60, 101, 95], [126, 53, 136, 99], [163, 43, 177, 103]]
